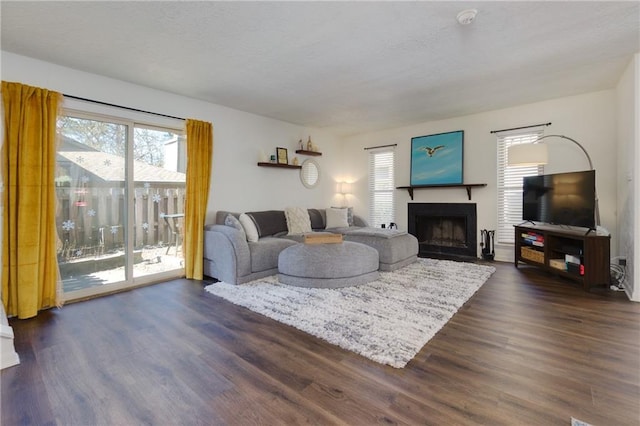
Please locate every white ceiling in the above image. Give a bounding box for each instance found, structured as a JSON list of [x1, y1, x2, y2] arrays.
[[2, 1, 639, 136]]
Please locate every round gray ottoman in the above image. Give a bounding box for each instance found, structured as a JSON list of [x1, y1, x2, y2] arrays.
[[278, 241, 379, 288]]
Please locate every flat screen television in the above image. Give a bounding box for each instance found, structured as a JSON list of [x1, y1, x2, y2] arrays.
[[522, 170, 596, 229]]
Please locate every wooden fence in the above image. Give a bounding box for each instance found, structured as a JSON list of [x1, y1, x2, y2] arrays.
[[56, 184, 185, 261]]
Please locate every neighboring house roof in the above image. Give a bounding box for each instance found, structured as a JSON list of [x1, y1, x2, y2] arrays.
[[59, 135, 100, 152], [58, 151, 186, 183]]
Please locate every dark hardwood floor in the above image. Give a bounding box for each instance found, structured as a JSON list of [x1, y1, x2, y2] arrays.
[[2, 261, 639, 425]]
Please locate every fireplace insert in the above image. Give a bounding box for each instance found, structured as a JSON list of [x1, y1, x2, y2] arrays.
[[408, 203, 477, 259]]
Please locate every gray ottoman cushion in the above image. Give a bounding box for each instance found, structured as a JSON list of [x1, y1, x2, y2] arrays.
[[278, 241, 379, 288], [342, 229, 419, 271], [249, 237, 297, 272]]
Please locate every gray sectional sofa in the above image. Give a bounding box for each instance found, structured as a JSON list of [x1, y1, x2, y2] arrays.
[[203, 208, 418, 284]]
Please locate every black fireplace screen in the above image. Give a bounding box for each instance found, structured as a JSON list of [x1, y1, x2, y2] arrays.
[[417, 216, 467, 248]]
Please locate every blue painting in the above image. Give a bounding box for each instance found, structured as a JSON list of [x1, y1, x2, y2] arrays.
[[410, 130, 464, 185]]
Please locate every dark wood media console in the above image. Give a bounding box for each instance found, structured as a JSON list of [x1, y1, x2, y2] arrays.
[[514, 224, 610, 291]]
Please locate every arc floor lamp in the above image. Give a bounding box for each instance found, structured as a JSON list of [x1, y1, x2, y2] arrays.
[[507, 134, 600, 227]]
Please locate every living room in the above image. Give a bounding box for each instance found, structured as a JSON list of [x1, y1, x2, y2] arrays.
[[1, 2, 639, 424]]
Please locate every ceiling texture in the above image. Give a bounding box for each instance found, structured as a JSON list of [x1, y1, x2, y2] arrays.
[[2, 1, 639, 136]]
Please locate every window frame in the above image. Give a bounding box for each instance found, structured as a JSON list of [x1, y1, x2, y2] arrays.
[[496, 128, 545, 245], [368, 146, 396, 228]]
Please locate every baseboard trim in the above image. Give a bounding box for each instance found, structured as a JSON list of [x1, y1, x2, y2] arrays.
[[0, 323, 20, 370]]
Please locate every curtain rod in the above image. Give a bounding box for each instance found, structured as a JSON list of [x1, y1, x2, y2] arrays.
[[490, 122, 551, 134], [364, 143, 397, 150], [63, 94, 186, 121]]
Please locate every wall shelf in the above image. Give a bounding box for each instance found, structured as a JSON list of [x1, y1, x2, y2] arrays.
[[295, 149, 322, 156], [396, 183, 487, 200], [257, 162, 301, 169]]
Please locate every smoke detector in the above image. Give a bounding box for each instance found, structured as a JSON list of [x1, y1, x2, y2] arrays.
[[456, 9, 478, 25]]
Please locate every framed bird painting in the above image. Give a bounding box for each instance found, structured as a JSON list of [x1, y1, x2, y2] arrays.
[[410, 130, 464, 185]]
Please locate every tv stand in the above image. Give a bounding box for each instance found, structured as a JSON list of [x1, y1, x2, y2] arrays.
[[515, 224, 610, 291]]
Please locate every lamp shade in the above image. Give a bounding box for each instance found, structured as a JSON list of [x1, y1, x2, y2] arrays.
[[338, 182, 352, 194], [508, 143, 548, 166]]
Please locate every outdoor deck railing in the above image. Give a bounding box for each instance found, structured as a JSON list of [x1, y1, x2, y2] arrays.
[[56, 184, 185, 262]]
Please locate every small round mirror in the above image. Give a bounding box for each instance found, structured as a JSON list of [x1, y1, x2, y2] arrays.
[[300, 159, 320, 189]]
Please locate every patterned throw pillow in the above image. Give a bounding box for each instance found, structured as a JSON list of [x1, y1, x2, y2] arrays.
[[284, 207, 312, 235], [325, 207, 349, 229], [224, 214, 246, 240]]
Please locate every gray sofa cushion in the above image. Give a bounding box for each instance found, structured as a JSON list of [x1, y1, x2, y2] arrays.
[[247, 210, 288, 238], [308, 208, 325, 230], [353, 215, 369, 227], [215, 210, 238, 225], [343, 231, 418, 266], [224, 214, 246, 240], [248, 237, 297, 272]]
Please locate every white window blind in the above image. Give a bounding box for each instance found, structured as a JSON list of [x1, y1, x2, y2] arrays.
[[496, 129, 544, 244], [368, 147, 395, 228]]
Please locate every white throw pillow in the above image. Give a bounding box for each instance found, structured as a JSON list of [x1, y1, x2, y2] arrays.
[[330, 206, 354, 226], [239, 213, 259, 242], [325, 207, 349, 229], [285, 207, 312, 235]]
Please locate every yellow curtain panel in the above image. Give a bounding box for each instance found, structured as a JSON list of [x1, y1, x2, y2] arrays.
[[2, 81, 62, 319], [184, 119, 213, 280]]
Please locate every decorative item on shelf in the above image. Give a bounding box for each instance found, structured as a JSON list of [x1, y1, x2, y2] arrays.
[[307, 136, 313, 151], [298, 139, 304, 150], [270, 154, 276, 163], [276, 147, 289, 165], [292, 157, 299, 166]]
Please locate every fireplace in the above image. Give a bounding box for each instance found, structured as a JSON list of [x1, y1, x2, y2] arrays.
[[408, 203, 477, 259]]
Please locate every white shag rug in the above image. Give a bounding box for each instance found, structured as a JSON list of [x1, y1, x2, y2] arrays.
[[205, 258, 495, 368]]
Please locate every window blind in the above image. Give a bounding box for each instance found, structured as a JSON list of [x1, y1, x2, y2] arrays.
[[368, 147, 395, 228], [496, 129, 544, 244]]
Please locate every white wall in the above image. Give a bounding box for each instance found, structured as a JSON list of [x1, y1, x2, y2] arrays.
[[0, 51, 343, 224], [1, 51, 630, 277], [341, 90, 619, 261], [616, 53, 639, 301]]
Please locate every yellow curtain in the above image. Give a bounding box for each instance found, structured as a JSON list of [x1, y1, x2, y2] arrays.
[[184, 119, 213, 280], [2, 81, 62, 319]]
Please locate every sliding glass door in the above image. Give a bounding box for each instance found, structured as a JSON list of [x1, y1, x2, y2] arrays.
[[56, 111, 185, 300], [131, 125, 186, 279]]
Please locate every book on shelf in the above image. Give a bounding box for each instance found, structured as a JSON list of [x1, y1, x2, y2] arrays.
[[521, 237, 544, 247], [565, 254, 581, 264], [521, 232, 544, 244]]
